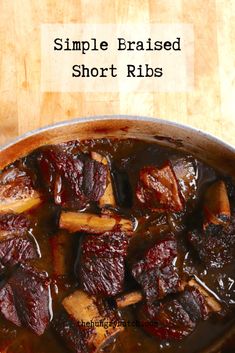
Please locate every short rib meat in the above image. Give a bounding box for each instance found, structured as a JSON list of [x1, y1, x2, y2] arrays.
[[139, 283, 219, 340], [0, 264, 51, 335], [37, 147, 108, 209], [77, 232, 130, 297], [0, 214, 39, 269], [171, 156, 198, 205], [136, 162, 184, 212], [131, 237, 181, 302], [0, 283, 21, 327], [0, 165, 41, 213]]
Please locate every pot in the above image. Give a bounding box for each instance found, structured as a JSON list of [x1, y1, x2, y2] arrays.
[[0, 115, 234, 352]]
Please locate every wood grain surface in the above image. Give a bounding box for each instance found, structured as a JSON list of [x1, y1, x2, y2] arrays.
[[0, 0, 234, 147]]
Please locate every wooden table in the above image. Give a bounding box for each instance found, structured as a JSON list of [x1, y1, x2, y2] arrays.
[[0, 0, 234, 147]]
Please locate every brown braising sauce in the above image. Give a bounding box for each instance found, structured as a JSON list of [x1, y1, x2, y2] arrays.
[[0, 138, 234, 353]]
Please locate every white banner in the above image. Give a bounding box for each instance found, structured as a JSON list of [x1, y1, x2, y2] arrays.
[[41, 23, 194, 93]]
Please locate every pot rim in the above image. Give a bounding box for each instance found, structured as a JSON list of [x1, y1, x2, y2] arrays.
[[1, 115, 235, 154]]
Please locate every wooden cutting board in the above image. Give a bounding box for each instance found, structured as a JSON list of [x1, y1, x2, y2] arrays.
[[0, 0, 234, 147]]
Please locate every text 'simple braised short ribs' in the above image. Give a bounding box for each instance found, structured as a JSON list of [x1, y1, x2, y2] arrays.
[[0, 138, 234, 353]]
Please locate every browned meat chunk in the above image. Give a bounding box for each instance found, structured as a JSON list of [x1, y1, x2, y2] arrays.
[[0, 214, 38, 269], [82, 158, 107, 201], [178, 286, 209, 321], [54, 290, 123, 353], [0, 165, 41, 213], [136, 162, 184, 212], [131, 237, 181, 302], [0, 283, 21, 326], [59, 211, 133, 234], [171, 157, 198, 204], [0, 214, 38, 270], [0, 213, 30, 240], [0, 237, 38, 269], [188, 227, 235, 269], [53, 310, 93, 353], [139, 286, 211, 341], [1, 264, 51, 335], [37, 147, 107, 209], [140, 300, 195, 340], [77, 232, 130, 296], [188, 279, 221, 313], [0, 265, 51, 335], [203, 180, 231, 233]]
